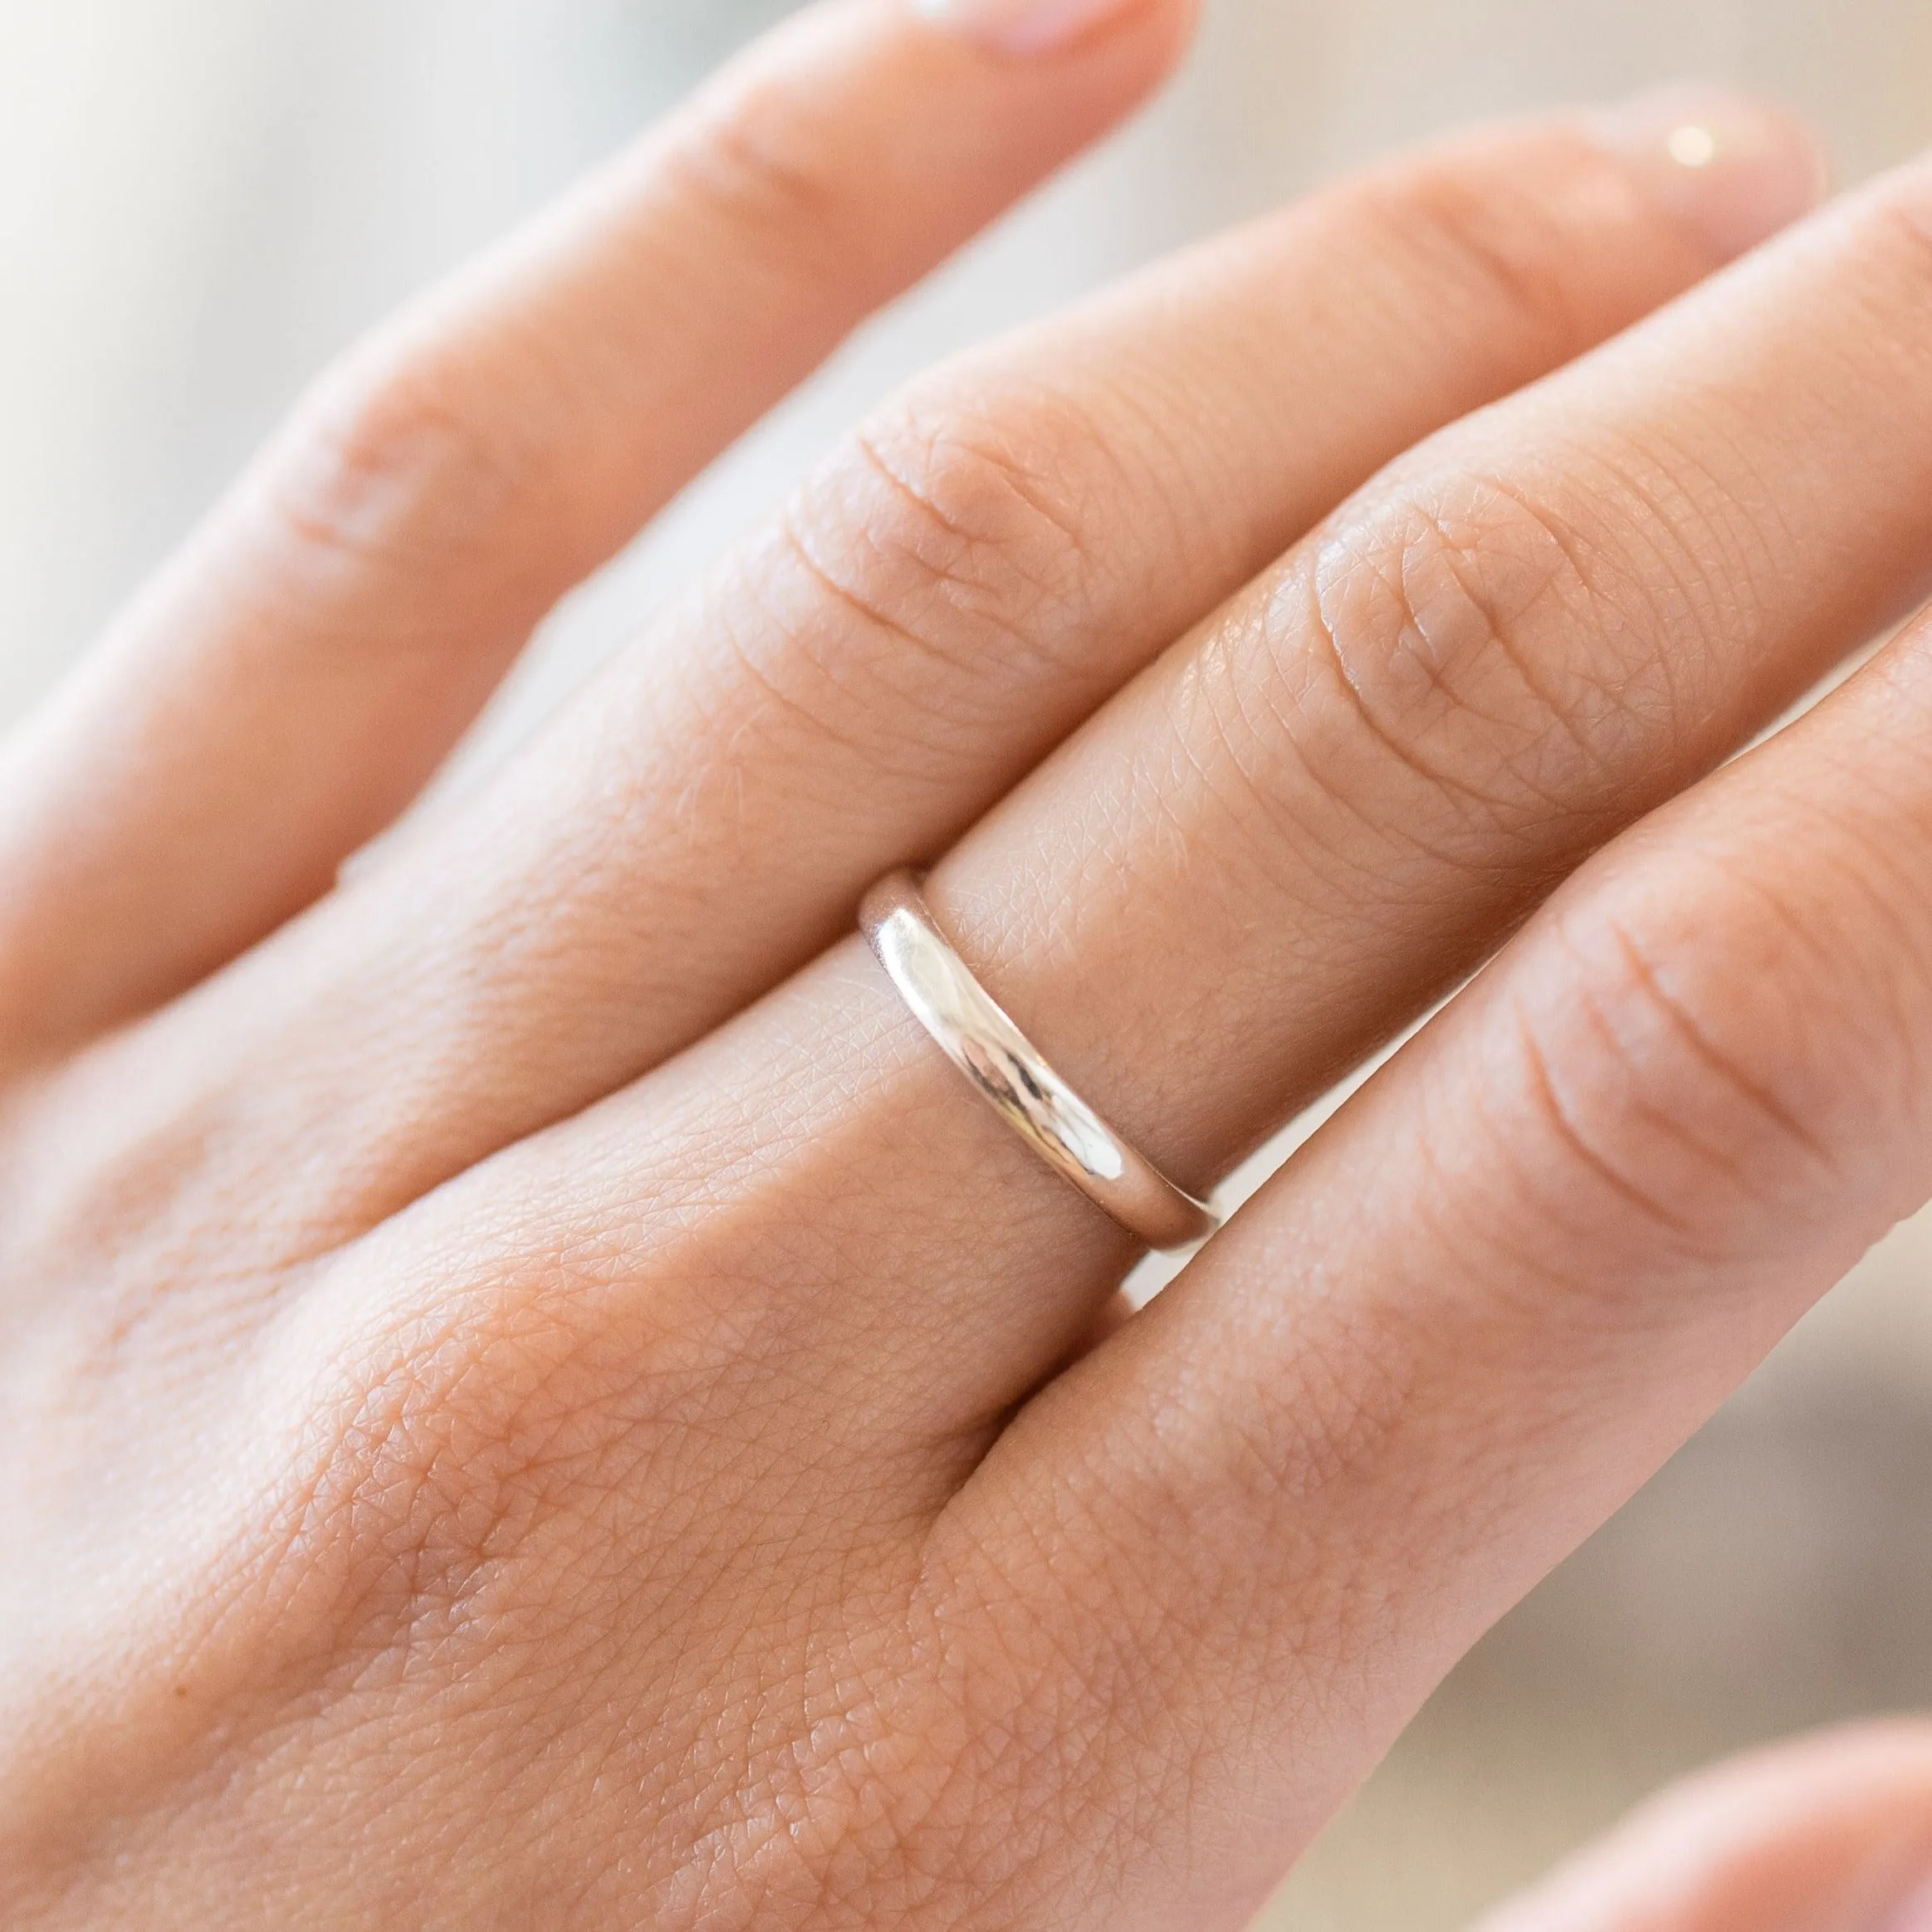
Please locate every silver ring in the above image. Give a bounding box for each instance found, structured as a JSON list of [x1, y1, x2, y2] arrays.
[[860, 871, 1221, 1254]]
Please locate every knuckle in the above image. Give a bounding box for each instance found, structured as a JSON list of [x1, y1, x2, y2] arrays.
[[252, 326, 541, 579], [1291, 468, 1686, 858], [291, 1226, 801, 1653], [290, 1273, 635, 1663], [1354, 151, 1593, 350], [850, 386, 1105, 643], [766, 386, 1109, 747], [1509, 857, 1852, 1262], [657, 63, 852, 278]]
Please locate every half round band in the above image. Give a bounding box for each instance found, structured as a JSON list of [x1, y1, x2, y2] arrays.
[[859, 871, 1221, 1255]]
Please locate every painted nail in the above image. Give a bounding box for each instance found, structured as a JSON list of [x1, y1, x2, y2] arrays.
[[911, 0, 1145, 58], [1882, 1876, 1932, 1932], [1590, 86, 1829, 262]]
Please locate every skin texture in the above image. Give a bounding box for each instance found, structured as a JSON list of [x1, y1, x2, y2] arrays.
[[1, 2, 1929, 1926]]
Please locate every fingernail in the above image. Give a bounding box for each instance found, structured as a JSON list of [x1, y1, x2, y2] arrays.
[[1590, 86, 1829, 261], [912, 0, 1144, 57], [1883, 1876, 1932, 1932]]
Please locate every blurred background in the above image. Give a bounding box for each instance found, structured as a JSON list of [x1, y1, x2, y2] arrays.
[[2, 1, 1930, 1924]]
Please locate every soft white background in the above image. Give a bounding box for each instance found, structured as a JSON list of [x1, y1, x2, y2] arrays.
[[3, 3, 1930, 1925]]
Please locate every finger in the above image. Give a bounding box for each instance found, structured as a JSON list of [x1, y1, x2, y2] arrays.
[[356, 118, 1930, 1462], [47, 94, 1820, 1250], [1475, 1724, 1932, 1932], [943, 585, 1932, 1925], [296, 144, 1932, 1920], [0, 0, 1195, 1062]]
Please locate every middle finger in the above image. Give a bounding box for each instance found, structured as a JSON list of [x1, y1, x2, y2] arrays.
[[382, 136, 1932, 1452]]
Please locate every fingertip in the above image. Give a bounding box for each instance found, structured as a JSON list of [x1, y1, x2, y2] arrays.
[[879, 0, 1199, 203], [910, 0, 1196, 62], [1477, 1723, 1932, 1932], [1588, 85, 1830, 264]]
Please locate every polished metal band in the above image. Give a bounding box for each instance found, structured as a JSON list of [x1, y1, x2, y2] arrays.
[[860, 871, 1221, 1255]]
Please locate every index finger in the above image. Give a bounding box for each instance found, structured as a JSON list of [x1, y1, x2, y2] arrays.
[[0, 0, 1194, 1064]]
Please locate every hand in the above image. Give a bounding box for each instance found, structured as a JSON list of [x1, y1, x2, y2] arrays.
[[1480, 1724, 1932, 1932], [1, 0, 1923, 1925]]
